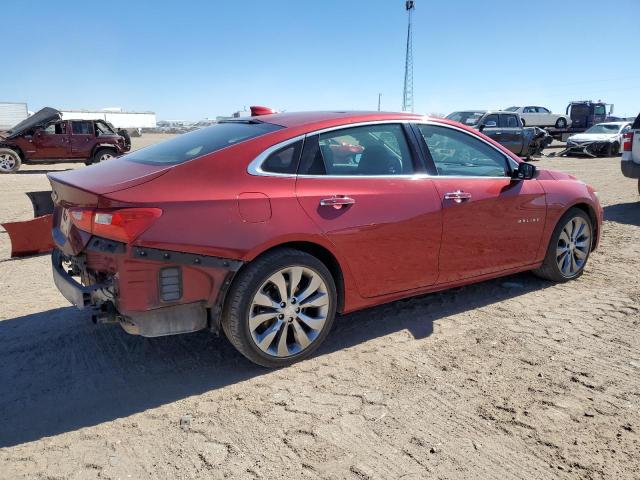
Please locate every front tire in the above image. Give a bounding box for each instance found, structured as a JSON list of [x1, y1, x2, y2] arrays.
[[222, 248, 337, 368], [533, 208, 593, 282], [0, 148, 21, 173], [608, 141, 620, 157]]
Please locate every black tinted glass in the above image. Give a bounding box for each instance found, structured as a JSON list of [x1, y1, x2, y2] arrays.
[[125, 122, 282, 165], [261, 140, 303, 174]]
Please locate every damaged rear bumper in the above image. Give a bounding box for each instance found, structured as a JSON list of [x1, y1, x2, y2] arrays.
[[51, 243, 243, 337]]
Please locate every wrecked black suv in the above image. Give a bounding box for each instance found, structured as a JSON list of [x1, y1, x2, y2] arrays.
[[0, 107, 131, 173]]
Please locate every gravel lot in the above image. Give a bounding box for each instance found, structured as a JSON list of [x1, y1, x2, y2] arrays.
[[1, 136, 639, 479]]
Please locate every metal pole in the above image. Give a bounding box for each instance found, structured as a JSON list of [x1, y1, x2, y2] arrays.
[[378, 93, 382, 111], [402, 1, 415, 113]]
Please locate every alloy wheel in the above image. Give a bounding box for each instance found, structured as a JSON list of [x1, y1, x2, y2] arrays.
[[0, 152, 17, 172], [99, 153, 114, 162], [556, 216, 591, 277], [248, 266, 330, 358]]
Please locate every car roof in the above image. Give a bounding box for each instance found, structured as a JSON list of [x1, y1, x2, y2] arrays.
[[253, 111, 423, 129]]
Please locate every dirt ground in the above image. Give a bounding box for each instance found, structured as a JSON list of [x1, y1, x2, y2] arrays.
[[1, 135, 639, 479]]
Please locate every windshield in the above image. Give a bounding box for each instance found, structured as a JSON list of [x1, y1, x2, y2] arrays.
[[446, 111, 485, 126], [504, 107, 519, 112], [124, 121, 282, 165], [584, 124, 622, 134]]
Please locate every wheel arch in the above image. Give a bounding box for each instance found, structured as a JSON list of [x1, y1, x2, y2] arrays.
[[0, 143, 25, 159], [91, 144, 118, 157], [248, 241, 345, 313], [567, 201, 600, 250]]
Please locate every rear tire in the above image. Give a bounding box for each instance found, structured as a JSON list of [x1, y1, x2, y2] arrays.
[[0, 148, 21, 173], [555, 118, 567, 129], [533, 208, 593, 282], [88, 148, 116, 165], [222, 248, 337, 368]]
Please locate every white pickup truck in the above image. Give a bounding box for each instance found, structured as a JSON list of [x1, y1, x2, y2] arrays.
[[621, 113, 640, 194]]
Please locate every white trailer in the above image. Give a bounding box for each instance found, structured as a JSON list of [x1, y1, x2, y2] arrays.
[[0, 102, 29, 130], [60, 109, 156, 135]]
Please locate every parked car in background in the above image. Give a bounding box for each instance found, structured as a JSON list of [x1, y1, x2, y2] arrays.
[[48, 110, 601, 367], [446, 110, 552, 158], [505, 106, 572, 129], [621, 113, 640, 193], [0, 107, 130, 173], [566, 122, 632, 157]]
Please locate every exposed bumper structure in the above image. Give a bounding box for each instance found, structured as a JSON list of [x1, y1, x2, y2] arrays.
[[51, 242, 243, 337]]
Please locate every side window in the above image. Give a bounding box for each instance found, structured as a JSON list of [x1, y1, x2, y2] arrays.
[[300, 124, 414, 176], [71, 121, 93, 135], [483, 114, 499, 126], [43, 122, 67, 135], [260, 140, 303, 174], [594, 105, 606, 115], [417, 124, 509, 177], [502, 114, 519, 128]]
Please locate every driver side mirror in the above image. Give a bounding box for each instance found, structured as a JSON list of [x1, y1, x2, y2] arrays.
[[512, 162, 537, 180], [479, 120, 497, 132]]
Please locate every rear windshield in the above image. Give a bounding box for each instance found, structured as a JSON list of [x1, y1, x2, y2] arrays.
[[124, 121, 282, 165]]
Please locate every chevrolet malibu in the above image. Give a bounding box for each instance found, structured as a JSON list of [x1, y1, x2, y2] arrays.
[[49, 110, 603, 367]]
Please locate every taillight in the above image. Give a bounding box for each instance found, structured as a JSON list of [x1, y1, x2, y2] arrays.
[[68, 207, 162, 243], [69, 208, 93, 232], [623, 132, 634, 152]]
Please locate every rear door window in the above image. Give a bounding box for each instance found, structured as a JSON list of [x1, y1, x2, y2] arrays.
[[500, 114, 519, 128], [125, 121, 282, 165], [71, 121, 93, 135], [299, 124, 414, 176]]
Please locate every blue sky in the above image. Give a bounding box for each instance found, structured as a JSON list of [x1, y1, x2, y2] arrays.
[[3, 0, 639, 120]]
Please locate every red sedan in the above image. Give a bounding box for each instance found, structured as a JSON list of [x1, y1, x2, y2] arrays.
[[49, 110, 602, 367]]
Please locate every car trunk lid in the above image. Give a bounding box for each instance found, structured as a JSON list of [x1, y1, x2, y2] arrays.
[[48, 158, 171, 255], [48, 157, 172, 196]]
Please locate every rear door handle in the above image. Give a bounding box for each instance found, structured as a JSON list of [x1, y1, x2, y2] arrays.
[[444, 190, 472, 203], [319, 195, 356, 209]]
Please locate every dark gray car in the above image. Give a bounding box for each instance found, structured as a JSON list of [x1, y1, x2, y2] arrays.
[[446, 110, 552, 158]]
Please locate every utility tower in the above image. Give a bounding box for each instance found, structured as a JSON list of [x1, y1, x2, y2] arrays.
[[402, 0, 415, 112]]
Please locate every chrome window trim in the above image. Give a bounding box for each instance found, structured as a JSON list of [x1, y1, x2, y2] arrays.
[[247, 119, 521, 178], [246, 134, 305, 177]]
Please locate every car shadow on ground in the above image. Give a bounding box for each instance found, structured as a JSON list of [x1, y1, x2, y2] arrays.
[[604, 202, 640, 227], [0, 272, 551, 448]]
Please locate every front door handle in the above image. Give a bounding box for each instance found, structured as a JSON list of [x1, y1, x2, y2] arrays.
[[444, 190, 472, 203], [319, 195, 355, 209]]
